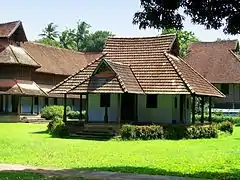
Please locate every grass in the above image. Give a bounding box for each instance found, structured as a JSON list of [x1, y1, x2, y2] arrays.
[[0, 123, 239, 179]]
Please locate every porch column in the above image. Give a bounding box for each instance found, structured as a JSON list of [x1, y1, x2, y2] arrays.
[[37, 97, 40, 115], [0, 95, 3, 112], [63, 94, 67, 122], [5, 95, 9, 113], [79, 94, 83, 120], [200, 96, 204, 123], [85, 93, 89, 122], [31, 96, 34, 114], [17, 96, 21, 115], [191, 94, 196, 124], [116, 93, 121, 124], [208, 96, 212, 123]]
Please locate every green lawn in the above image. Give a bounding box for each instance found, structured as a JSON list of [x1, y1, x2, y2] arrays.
[[0, 123, 239, 179]]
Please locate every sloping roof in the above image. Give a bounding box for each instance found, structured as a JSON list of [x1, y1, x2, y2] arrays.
[[67, 59, 144, 94], [0, 21, 27, 41], [0, 79, 47, 96], [0, 45, 40, 67], [184, 40, 240, 83], [165, 53, 224, 97], [21, 42, 103, 75], [50, 35, 224, 97]]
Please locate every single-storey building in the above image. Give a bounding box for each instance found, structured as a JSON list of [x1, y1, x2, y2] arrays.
[[50, 35, 224, 126], [0, 20, 101, 118], [184, 40, 240, 109]]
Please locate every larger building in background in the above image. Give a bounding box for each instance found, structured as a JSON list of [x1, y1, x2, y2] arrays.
[[184, 40, 240, 109], [0, 21, 102, 116]]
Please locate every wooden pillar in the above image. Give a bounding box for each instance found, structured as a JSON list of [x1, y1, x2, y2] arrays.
[[31, 96, 34, 114], [5, 95, 9, 113], [191, 94, 196, 124], [116, 93, 121, 124], [79, 94, 82, 120], [200, 96, 204, 123], [0, 95, 3, 113], [134, 94, 138, 122], [37, 97, 40, 115], [85, 93, 89, 122], [63, 94, 67, 122], [208, 96, 212, 123], [17, 96, 21, 115]]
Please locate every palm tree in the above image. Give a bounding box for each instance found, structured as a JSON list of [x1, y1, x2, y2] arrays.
[[74, 20, 91, 51], [59, 29, 75, 49], [39, 22, 59, 40]]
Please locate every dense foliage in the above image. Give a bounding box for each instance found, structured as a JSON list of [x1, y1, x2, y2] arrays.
[[37, 20, 114, 52], [47, 118, 68, 137], [133, 0, 240, 35], [217, 121, 233, 134], [41, 105, 71, 120], [195, 114, 240, 124], [68, 110, 86, 119], [120, 124, 218, 140], [162, 28, 198, 57]]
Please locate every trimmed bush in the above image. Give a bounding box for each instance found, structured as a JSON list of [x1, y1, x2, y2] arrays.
[[67, 110, 85, 119], [120, 124, 218, 140], [47, 118, 69, 137], [217, 121, 233, 134], [41, 105, 71, 120], [195, 114, 240, 124]]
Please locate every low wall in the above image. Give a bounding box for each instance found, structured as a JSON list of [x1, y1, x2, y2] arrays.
[[0, 115, 20, 122]]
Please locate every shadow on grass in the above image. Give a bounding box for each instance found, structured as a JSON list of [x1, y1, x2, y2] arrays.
[[31, 130, 49, 134], [0, 166, 240, 179]]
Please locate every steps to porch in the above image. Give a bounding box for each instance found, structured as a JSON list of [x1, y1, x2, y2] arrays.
[[69, 123, 120, 140]]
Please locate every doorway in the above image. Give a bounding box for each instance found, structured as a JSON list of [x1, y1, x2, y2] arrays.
[[121, 93, 136, 123]]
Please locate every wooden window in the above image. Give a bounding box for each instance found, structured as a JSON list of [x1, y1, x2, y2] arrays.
[[174, 97, 178, 108], [146, 94, 157, 108], [54, 98, 58, 105], [100, 94, 110, 107], [34, 97, 38, 105], [44, 98, 49, 106], [221, 84, 229, 95]]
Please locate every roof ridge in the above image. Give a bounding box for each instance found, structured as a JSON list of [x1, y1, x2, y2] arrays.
[[229, 50, 240, 63], [26, 42, 86, 55], [7, 21, 21, 38], [8, 45, 20, 64], [66, 75, 92, 93], [164, 52, 195, 94], [14, 79, 24, 94], [106, 34, 176, 39], [129, 66, 145, 94], [32, 81, 48, 96], [50, 53, 106, 93], [174, 54, 225, 97]]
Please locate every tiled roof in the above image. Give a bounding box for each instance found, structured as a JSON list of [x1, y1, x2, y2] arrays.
[[184, 40, 240, 83], [50, 35, 225, 97], [0, 45, 40, 67], [21, 42, 103, 75], [0, 21, 27, 41], [0, 21, 20, 37], [0, 79, 47, 96]]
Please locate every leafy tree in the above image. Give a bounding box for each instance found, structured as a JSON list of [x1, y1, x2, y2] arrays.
[[82, 31, 114, 52], [74, 20, 91, 51], [59, 29, 76, 49], [35, 38, 61, 47], [39, 22, 59, 40], [133, 0, 240, 35], [162, 28, 198, 57]]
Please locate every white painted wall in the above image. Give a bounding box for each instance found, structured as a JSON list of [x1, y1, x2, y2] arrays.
[[88, 93, 118, 122]]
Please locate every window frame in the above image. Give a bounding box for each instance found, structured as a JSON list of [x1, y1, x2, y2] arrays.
[[220, 84, 229, 95], [100, 93, 110, 107], [146, 94, 158, 108]]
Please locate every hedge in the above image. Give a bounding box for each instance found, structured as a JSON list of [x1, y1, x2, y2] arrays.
[[120, 124, 218, 140], [47, 118, 69, 137], [41, 105, 71, 120], [67, 110, 86, 119], [195, 114, 240, 124], [217, 121, 233, 134]]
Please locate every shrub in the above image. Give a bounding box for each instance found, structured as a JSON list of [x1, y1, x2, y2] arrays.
[[185, 125, 218, 139], [67, 110, 85, 119], [195, 114, 240, 124], [120, 124, 218, 140], [41, 105, 71, 120], [217, 121, 233, 134], [47, 118, 69, 137]]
